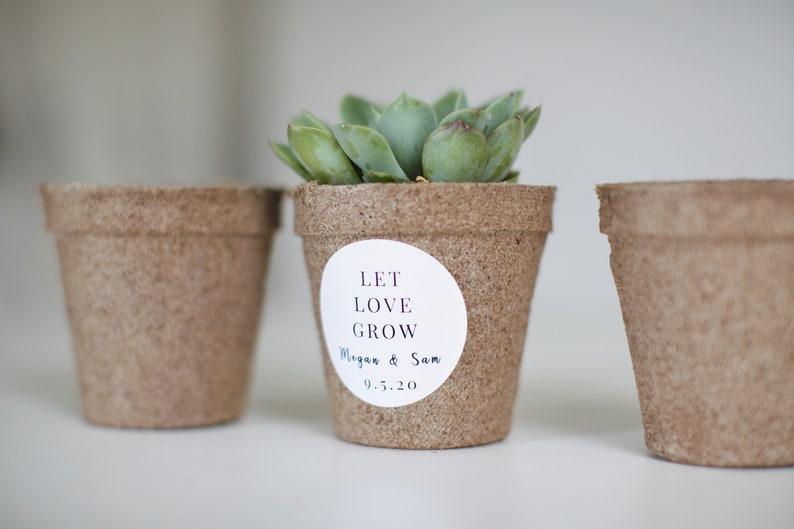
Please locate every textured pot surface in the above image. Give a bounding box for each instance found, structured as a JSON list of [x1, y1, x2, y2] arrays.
[[598, 180, 794, 467], [293, 182, 555, 449], [42, 184, 282, 428]]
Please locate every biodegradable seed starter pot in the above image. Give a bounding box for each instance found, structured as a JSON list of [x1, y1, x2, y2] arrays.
[[294, 182, 554, 448], [42, 184, 281, 428], [598, 179, 793, 467]]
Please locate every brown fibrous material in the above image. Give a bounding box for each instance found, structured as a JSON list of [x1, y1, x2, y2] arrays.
[[598, 179, 794, 467], [293, 182, 555, 449], [42, 184, 282, 428]]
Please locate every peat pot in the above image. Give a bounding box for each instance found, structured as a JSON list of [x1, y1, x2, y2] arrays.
[[42, 184, 281, 428], [293, 181, 555, 449], [598, 179, 793, 467]]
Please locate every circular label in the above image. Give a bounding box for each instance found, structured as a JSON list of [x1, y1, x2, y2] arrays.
[[320, 239, 468, 407]]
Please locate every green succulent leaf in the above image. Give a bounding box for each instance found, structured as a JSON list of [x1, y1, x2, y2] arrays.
[[432, 89, 468, 120], [422, 121, 488, 182], [269, 141, 312, 181], [369, 108, 382, 131], [521, 105, 541, 140], [483, 91, 523, 136], [481, 115, 524, 182], [379, 92, 438, 179], [361, 170, 412, 183], [287, 125, 360, 185], [339, 94, 382, 127], [454, 91, 469, 111], [479, 89, 523, 111], [332, 123, 407, 178], [291, 109, 331, 133], [504, 171, 520, 183], [274, 88, 537, 185], [438, 108, 491, 133]]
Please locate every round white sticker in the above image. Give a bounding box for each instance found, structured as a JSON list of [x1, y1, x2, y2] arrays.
[[320, 239, 468, 407]]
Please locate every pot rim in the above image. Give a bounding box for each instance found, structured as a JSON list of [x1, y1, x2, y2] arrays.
[[597, 178, 791, 190], [292, 181, 556, 236], [41, 183, 283, 235], [597, 178, 794, 238]]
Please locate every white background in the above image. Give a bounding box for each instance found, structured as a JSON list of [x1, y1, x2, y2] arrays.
[[0, 1, 792, 528]]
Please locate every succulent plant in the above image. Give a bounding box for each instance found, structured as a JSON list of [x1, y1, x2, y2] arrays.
[[270, 89, 540, 184]]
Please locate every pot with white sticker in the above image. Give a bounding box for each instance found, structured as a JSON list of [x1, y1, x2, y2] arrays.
[[274, 89, 555, 448]]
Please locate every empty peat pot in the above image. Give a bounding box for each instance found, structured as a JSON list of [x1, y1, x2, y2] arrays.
[[293, 182, 555, 449], [598, 179, 793, 467], [42, 184, 281, 428]]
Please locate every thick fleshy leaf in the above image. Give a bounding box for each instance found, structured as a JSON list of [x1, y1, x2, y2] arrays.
[[454, 91, 469, 112], [270, 141, 312, 181], [432, 89, 468, 120], [479, 89, 523, 111], [521, 105, 541, 140], [483, 91, 523, 136], [481, 115, 524, 182], [422, 121, 488, 182], [438, 108, 491, 133], [379, 92, 438, 179], [339, 94, 382, 127], [361, 170, 412, 183], [332, 123, 407, 178], [287, 125, 360, 185], [369, 108, 382, 131], [504, 171, 520, 183], [291, 109, 331, 133]]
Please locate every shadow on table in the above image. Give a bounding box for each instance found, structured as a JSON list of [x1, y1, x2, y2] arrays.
[[247, 378, 334, 436], [4, 364, 83, 418], [513, 378, 647, 456]]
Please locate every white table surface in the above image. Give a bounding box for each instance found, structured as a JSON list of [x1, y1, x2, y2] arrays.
[[2, 307, 792, 529], [2, 0, 792, 525]]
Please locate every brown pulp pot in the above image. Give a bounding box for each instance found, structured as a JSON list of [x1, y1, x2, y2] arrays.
[[598, 179, 794, 467], [293, 182, 555, 449], [42, 184, 282, 428]]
